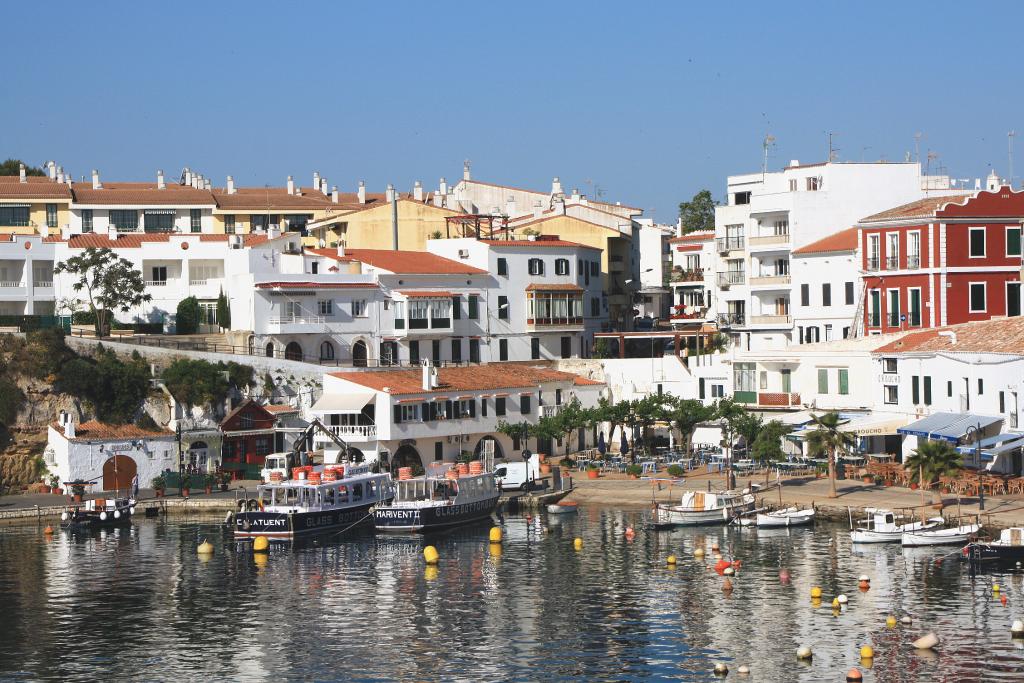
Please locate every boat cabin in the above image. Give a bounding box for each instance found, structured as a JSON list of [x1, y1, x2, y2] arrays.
[[257, 468, 391, 513], [393, 473, 496, 505], [998, 528, 1024, 545]]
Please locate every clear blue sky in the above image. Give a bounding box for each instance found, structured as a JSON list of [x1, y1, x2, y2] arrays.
[[5, 2, 1022, 221]]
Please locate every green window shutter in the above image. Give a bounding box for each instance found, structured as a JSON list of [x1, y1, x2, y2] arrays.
[[1009, 228, 1022, 257], [923, 377, 932, 405], [912, 376, 920, 405], [838, 369, 849, 395], [817, 368, 828, 394]]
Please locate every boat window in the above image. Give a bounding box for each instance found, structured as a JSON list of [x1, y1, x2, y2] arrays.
[[338, 486, 349, 503], [352, 483, 363, 502], [324, 488, 335, 506], [885, 514, 894, 524]]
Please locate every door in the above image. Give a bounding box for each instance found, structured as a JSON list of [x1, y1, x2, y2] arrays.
[[284, 341, 303, 361], [781, 369, 792, 393], [102, 454, 137, 492], [198, 301, 218, 333], [352, 340, 368, 367], [1008, 282, 1021, 317], [561, 336, 571, 359]]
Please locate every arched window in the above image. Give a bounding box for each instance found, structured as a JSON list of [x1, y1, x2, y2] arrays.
[[320, 341, 335, 361], [265, 342, 275, 357], [284, 342, 303, 361]]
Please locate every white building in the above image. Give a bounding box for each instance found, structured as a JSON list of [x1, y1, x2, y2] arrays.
[[667, 230, 716, 328], [0, 233, 55, 316], [790, 227, 860, 343], [712, 160, 968, 351], [633, 219, 674, 322]]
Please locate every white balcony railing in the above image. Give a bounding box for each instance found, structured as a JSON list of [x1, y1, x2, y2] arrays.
[[749, 274, 791, 286], [144, 280, 168, 287], [748, 234, 791, 248], [750, 314, 793, 325], [315, 424, 377, 441], [542, 405, 563, 418], [0, 281, 23, 288], [269, 315, 326, 325], [189, 279, 208, 286], [33, 281, 53, 288]]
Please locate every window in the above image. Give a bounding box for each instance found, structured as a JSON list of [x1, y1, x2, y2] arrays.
[[531, 337, 540, 359], [110, 209, 138, 232], [886, 233, 899, 269], [451, 339, 462, 363], [884, 385, 898, 404], [838, 368, 849, 395], [800, 284, 809, 306], [883, 358, 897, 373], [495, 397, 506, 416], [497, 296, 509, 319], [352, 300, 367, 317], [868, 290, 881, 326], [759, 370, 768, 390], [788, 178, 798, 192], [947, 380, 952, 397], [150, 266, 167, 284], [1000, 391, 1006, 413], [822, 283, 831, 307], [978, 378, 984, 395], [143, 210, 175, 233], [806, 176, 820, 191], [969, 282, 986, 313], [590, 262, 598, 276], [845, 281, 854, 305], [481, 395, 488, 416], [773, 220, 789, 235], [912, 376, 920, 404], [434, 442, 443, 462], [468, 295, 479, 319], [455, 398, 474, 418], [400, 404, 421, 422], [888, 289, 900, 327], [924, 377, 932, 405], [469, 338, 480, 363], [866, 234, 880, 271], [734, 191, 751, 205], [499, 339, 508, 361], [908, 288, 921, 326], [409, 340, 419, 362], [711, 384, 724, 398], [1009, 282, 1022, 317], [528, 258, 545, 275], [520, 395, 531, 414], [255, 437, 272, 458], [317, 300, 333, 316], [0, 205, 29, 226], [969, 227, 986, 257], [497, 257, 508, 276], [190, 208, 202, 233], [431, 340, 440, 363], [224, 214, 236, 234], [451, 296, 461, 320], [81, 209, 93, 233], [311, 262, 319, 275], [555, 258, 570, 275], [1008, 227, 1022, 257], [825, 324, 833, 341], [817, 368, 829, 394], [908, 231, 921, 268], [320, 341, 335, 360], [590, 297, 600, 317], [46, 203, 57, 228]]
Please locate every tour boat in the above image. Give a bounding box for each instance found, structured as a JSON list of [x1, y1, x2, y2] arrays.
[[374, 470, 500, 532], [850, 508, 943, 544], [547, 501, 579, 514], [964, 527, 1024, 566], [653, 489, 755, 527], [60, 496, 136, 530], [756, 507, 816, 528], [901, 522, 980, 547], [233, 464, 394, 541]]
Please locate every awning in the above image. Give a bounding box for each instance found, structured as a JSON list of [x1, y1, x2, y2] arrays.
[[778, 410, 816, 426], [310, 391, 375, 414], [956, 433, 1024, 457], [838, 412, 908, 436], [898, 412, 1002, 444]]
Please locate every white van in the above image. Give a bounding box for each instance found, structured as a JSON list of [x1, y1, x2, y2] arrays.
[[260, 453, 292, 483], [493, 455, 541, 491]]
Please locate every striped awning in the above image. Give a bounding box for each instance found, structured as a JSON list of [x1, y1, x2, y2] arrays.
[[898, 412, 1002, 444]]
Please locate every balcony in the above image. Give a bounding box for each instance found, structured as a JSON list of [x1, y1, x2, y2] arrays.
[[717, 271, 745, 288], [735, 391, 802, 408], [33, 280, 53, 288], [527, 316, 584, 332], [405, 317, 452, 334], [907, 254, 920, 269], [750, 314, 792, 326], [885, 257, 899, 270], [749, 273, 791, 287], [144, 280, 169, 287], [314, 424, 377, 442], [717, 312, 745, 327], [0, 281, 23, 288], [668, 269, 704, 284], [748, 234, 791, 250], [716, 236, 745, 253], [542, 404, 563, 418], [609, 258, 625, 273], [866, 257, 880, 271]]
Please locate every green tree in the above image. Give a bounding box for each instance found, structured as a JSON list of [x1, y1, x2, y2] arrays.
[[54, 248, 151, 337], [216, 289, 231, 330], [175, 296, 201, 335], [552, 398, 588, 458], [677, 189, 717, 234], [665, 397, 715, 457], [593, 397, 631, 444], [805, 412, 858, 499], [0, 159, 45, 176], [751, 420, 791, 483], [904, 439, 962, 504], [497, 420, 533, 453], [714, 397, 747, 489], [160, 358, 253, 410], [56, 348, 151, 423]]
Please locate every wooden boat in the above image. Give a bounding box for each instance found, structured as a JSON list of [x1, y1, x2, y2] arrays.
[[902, 522, 980, 547], [654, 489, 755, 527], [547, 501, 579, 514], [850, 508, 942, 544], [756, 507, 816, 528], [374, 471, 500, 532], [60, 496, 136, 530], [964, 527, 1024, 566], [233, 464, 393, 541]]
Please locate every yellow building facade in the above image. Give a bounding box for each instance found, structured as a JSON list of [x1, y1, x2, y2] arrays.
[[308, 199, 459, 251], [0, 176, 73, 236]]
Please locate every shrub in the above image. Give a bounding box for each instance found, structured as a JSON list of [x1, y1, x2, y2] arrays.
[[175, 297, 201, 335], [625, 464, 643, 477], [151, 475, 166, 491], [666, 464, 685, 478], [55, 349, 151, 423]]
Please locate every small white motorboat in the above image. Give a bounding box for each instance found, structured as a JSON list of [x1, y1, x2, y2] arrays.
[[850, 508, 943, 544], [756, 507, 816, 528], [547, 501, 579, 514], [902, 522, 981, 547], [653, 489, 755, 528]]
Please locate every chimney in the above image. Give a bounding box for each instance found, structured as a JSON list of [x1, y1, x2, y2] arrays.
[[18, 163, 26, 183], [157, 170, 166, 189], [413, 180, 423, 202], [386, 184, 396, 202], [358, 181, 366, 204], [463, 160, 471, 180], [551, 176, 563, 196], [313, 171, 321, 191], [66, 416, 75, 439], [47, 161, 56, 180], [204, 178, 212, 191], [226, 175, 236, 194], [56, 167, 64, 184], [183, 168, 192, 186], [91, 169, 102, 190], [390, 184, 399, 250], [439, 177, 448, 196], [422, 360, 431, 391], [570, 188, 581, 201], [321, 178, 328, 195], [987, 169, 1001, 192], [287, 175, 295, 195], [533, 200, 543, 218], [788, 159, 800, 168], [331, 185, 339, 203], [336, 243, 345, 258], [506, 195, 517, 216]]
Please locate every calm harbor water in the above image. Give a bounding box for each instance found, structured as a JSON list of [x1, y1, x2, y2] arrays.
[[1, 509, 1023, 682]]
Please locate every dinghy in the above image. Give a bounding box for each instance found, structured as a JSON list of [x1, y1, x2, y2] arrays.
[[902, 522, 980, 547], [850, 508, 942, 544], [756, 507, 816, 528], [654, 489, 755, 527]]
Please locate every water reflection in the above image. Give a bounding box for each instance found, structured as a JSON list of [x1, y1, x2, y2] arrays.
[[0, 510, 1022, 681]]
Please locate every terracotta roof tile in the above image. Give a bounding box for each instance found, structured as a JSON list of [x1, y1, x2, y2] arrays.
[[306, 247, 355, 262], [478, 238, 600, 250], [505, 214, 626, 233], [213, 186, 335, 211], [668, 230, 714, 243], [873, 317, 1024, 355], [0, 176, 73, 199], [264, 404, 299, 414], [329, 364, 603, 396], [72, 182, 215, 206], [254, 281, 380, 290], [345, 249, 487, 275], [52, 420, 173, 442], [792, 227, 860, 255], [859, 195, 968, 223], [64, 233, 270, 249], [396, 290, 454, 298], [524, 283, 583, 291]]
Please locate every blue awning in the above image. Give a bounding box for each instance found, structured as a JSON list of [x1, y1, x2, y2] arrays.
[[897, 412, 1002, 444], [956, 433, 1024, 458]]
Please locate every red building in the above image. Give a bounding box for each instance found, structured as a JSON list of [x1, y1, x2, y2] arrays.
[[858, 184, 1023, 334], [220, 399, 278, 480]]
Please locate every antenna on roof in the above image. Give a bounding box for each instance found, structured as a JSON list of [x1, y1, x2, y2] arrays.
[[762, 134, 776, 177], [827, 132, 840, 162], [914, 132, 923, 164]]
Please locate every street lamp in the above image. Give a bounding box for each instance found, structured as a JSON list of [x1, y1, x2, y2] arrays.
[[965, 422, 985, 511]]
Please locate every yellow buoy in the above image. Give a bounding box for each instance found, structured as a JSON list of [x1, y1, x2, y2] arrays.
[[667, 555, 677, 565], [573, 537, 583, 551], [489, 543, 503, 559], [796, 645, 813, 660], [423, 545, 439, 565], [253, 536, 270, 553], [811, 597, 822, 609], [694, 547, 705, 558], [886, 616, 897, 628], [489, 526, 502, 543], [197, 540, 214, 556], [832, 597, 840, 608], [253, 552, 268, 569], [43, 525, 54, 535], [993, 584, 1001, 593], [859, 645, 874, 659], [424, 566, 438, 581], [810, 586, 823, 598]]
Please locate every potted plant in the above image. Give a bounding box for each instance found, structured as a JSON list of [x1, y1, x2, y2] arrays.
[[909, 481, 919, 490], [539, 461, 552, 476], [38, 480, 51, 495], [872, 474, 884, 486], [586, 464, 601, 480], [70, 482, 86, 503], [151, 475, 166, 497], [49, 474, 62, 495], [861, 471, 873, 484], [625, 464, 643, 479], [204, 473, 215, 494], [218, 471, 230, 492], [666, 464, 685, 480], [180, 474, 192, 498]]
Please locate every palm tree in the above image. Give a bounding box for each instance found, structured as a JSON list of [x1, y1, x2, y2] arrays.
[[805, 412, 857, 498], [904, 439, 962, 504]]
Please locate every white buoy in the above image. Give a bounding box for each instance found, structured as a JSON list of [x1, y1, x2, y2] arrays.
[[901, 616, 913, 625], [713, 662, 728, 676], [113, 510, 121, 519], [796, 645, 813, 660], [1011, 620, 1024, 636], [858, 574, 870, 582], [60, 512, 68, 521], [724, 567, 735, 576], [99, 512, 107, 521], [837, 594, 849, 604], [737, 664, 750, 675], [129, 506, 136, 516], [912, 632, 939, 650]]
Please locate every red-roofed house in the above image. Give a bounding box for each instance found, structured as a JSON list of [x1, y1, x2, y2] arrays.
[[791, 227, 860, 343]]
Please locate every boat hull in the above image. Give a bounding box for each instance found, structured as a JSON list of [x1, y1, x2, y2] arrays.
[[234, 502, 378, 540], [374, 494, 499, 532], [965, 542, 1024, 565], [654, 505, 731, 526], [547, 503, 578, 514], [852, 520, 940, 544], [902, 525, 980, 547], [756, 510, 815, 528]]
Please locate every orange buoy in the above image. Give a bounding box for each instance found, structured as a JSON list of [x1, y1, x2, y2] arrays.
[[846, 668, 863, 682], [858, 580, 870, 591], [1001, 594, 1008, 606], [43, 525, 54, 535], [715, 559, 731, 573]]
